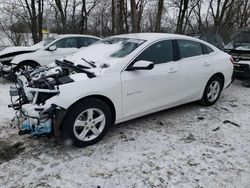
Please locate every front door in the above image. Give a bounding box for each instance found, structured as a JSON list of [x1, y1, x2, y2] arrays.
[[38, 37, 79, 66], [121, 40, 181, 119]]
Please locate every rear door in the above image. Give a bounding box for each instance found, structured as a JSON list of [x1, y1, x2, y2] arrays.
[[121, 40, 182, 119], [176, 39, 213, 102]]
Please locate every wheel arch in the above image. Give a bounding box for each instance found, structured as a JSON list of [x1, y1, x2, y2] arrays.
[[210, 72, 225, 89], [62, 94, 116, 127], [18, 60, 41, 67], [200, 72, 225, 105], [203, 72, 225, 95]]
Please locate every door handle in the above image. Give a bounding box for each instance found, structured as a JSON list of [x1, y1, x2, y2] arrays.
[[168, 67, 177, 73], [203, 61, 211, 66]]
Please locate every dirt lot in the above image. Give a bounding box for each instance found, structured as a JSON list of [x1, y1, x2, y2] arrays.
[[0, 78, 249, 188]]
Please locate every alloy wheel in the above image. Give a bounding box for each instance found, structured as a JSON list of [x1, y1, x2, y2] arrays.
[[73, 108, 106, 142], [207, 80, 220, 102]]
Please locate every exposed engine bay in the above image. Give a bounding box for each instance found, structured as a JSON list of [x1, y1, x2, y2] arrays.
[[9, 60, 96, 137]]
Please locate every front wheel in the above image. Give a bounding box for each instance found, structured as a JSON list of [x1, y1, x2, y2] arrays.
[[14, 61, 39, 73], [200, 76, 223, 106], [62, 98, 112, 147]]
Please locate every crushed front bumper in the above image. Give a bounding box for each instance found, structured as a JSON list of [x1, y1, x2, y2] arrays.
[[9, 84, 66, 137], [11, 102, 66, 137], [0, 62, 15, 78]]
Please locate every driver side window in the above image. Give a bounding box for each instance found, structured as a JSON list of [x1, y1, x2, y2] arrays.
[[135, 40, 173, 64], [54, 37, 78, 48]]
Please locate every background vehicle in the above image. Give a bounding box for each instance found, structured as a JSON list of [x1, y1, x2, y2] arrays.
[[0, 34, 100, 77], [226, 27, 250, 87], [0, 37, 56, 77], [189, 33, 224, 50], [10, 33, 233, 147]]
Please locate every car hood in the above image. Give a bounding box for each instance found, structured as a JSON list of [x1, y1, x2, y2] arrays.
[[0, 46, 40, 57], [64, 43, 124, 69]]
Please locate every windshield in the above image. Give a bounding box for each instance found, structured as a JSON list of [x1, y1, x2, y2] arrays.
[[233, 32, 250, 48], [97, 37, 146, 58], [64, 37, 146, 69]]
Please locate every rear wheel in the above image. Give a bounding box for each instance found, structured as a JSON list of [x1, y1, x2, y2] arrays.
[[62, 98, 112, 147], [200, 76, 223, 106]]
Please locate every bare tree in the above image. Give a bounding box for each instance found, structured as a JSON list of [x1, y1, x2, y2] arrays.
[[79, 0, 98, 33], [131, 0, 137, 33], [183, 0, 200, 33], [55, 0, 69, 33], [37, 0, 44, 41], [193, 0, 204, 32], [209, 0, 235, 33], [236, 0, 250, 28], [111, 0, 115, 34], [176, 0, 190, 34], [155, 0, 164, 32], [135, 0, 144, 32]]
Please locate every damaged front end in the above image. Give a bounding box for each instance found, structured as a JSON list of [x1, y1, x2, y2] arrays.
[[0, 60, 14, 78], [9, 60, 95, 137], [0, 50, 36, 78]]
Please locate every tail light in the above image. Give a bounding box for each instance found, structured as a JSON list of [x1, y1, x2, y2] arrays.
[[230, 57, 235, 64]]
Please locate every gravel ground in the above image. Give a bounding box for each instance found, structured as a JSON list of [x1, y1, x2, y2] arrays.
[[0, 78, 249, 188]]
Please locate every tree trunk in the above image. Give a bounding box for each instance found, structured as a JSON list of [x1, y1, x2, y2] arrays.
[[55, 0, 67, 33], [37, 0, 44, 42], [155, 0, 164, 32], [124, 0, 129, 33], [137, 0, 144, 32], [71, 0, 77, 33], [131, 0, 137, 33], [24, 0, 38, 43], [112, 0, 115, 34], [116, 0, 125, 33], [176, 0, 189, 34]]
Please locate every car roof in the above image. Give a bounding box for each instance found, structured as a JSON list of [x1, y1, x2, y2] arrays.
[[111, 33, 198, 42], [189, 33, 220, 36], [109, 32, 219, 52], [58, 34, 100, 39]]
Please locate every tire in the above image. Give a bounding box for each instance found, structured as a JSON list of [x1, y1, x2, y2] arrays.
[[200, 75, 223, 106], [62, 98, 112, 147], [14, 61, 39, 73]]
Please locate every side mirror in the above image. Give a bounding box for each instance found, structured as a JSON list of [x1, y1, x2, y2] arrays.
[[127, 60, 154, 71], [47, 45, 57, 51]]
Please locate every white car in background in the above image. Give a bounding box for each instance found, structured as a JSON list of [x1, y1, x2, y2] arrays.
[[10, 33, 233, 147], [0, 37, 55, 76], [0, 34, 100, 77]]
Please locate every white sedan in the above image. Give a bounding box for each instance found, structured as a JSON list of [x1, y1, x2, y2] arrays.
[[0, 34, 100, 77], [10, 33, 233, 147]]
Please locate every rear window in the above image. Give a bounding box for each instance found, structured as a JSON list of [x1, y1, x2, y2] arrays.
[[178, 40, 203, 58], [202, 44, 214, 54]]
